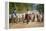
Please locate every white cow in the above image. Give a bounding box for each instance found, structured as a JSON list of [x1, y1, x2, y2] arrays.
[[9, 13, 16, 23], [39, 14, 42, 22], [31, 13, 35, 22], [16, 13, 26, 23], [16, 13, 23, 23]]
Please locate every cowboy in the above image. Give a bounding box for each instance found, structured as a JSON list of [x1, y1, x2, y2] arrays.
[[13, 9, 16, 16]]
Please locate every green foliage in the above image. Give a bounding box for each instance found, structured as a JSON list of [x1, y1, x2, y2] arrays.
[[9, 3, 32, 13], [9, 2, 44, 14], [36, 4, 44, 14], [9, 2, 15, 14]]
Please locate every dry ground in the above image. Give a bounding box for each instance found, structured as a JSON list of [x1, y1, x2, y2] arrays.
[[9, 21, 44, 29]]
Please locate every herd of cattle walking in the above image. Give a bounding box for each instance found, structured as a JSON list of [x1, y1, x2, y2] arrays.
[[9, 11, 44, 24]]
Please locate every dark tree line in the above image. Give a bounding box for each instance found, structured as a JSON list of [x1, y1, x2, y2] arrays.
[[36, 4, 44, 14], [9, 3, 32, 14], [9, 2, 44, 14], [9, 2, 15, 14]]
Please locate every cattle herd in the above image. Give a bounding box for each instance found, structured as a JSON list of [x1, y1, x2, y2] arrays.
[[9, 12, 44, 24]]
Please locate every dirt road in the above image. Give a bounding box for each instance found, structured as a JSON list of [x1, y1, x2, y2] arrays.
[[9, 22, 44, 29]]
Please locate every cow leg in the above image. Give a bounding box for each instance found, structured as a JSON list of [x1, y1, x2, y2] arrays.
[[27, 19, 29, 24], [14, 18, 16, 23], [32, 16, 35, 22], [15, 16, 18, 23], [11, 18, 14, 24], [22, 18, 25, 23], [37, 18, 40, 22], [9, 19, 12, 23], [41, 17, 43, 22]]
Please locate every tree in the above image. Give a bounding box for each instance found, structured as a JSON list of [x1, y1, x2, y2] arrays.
[[36, 4, 44, 14], [9, 2, 15, 14]]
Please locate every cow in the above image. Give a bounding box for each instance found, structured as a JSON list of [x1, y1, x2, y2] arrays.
[[15, 13, 23, 23], [12, 13, 16, 23], [31, 13, 35, 22], [36, 13, 43, 22], [39, 14, 43, 22], [9, 13, 16, 23], [24, 13, 32, 24]]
